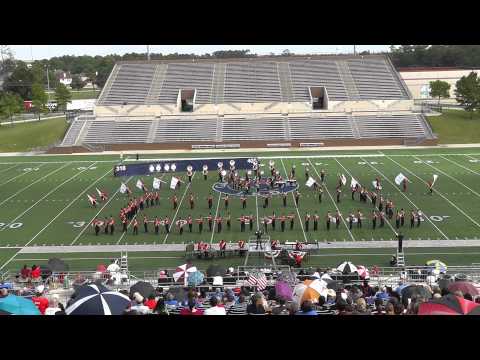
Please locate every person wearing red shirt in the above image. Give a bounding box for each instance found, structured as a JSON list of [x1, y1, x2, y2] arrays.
[[20, 265, 31, 280], [31, 285, 49, 315], [31, 265, 41, 279], [144, 294, 157, 310], [219, 239, 227, 257]]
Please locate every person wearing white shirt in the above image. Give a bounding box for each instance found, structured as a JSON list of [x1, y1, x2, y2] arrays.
[[44, 296, 61, 315], [130, 292, 151, 314], [204, 296, 226, 315]]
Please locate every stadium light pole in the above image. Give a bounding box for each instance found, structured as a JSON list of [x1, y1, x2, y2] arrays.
[[354, 45, 357, 56], [45, 64, 50, 101]]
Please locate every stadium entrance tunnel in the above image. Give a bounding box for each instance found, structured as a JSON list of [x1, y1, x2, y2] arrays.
[[309, 86, 328, 110], [178, 89, 195, 112], [212, 178, 299, 197]]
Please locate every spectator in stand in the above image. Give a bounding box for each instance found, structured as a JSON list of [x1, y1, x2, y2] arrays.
[[296, 300, 318, 315], [247, 292, 269, 315], [353, 298, 370, 315], [130, 292, 150, 314], [44, 295, 61, 315], [371, 298, 385, 315], [227, 294, 248, 315], [153, 297, 169, 315], [55, 303, 66, 315], [223, 289, 236, 311], [204, 296, 226, 315], [144, 294, 157, 310], [0, 288, 8, 298], [20, 265, 31, 280], [31, 285, 49, 315], [385, 302, 395, 315], [271, 297, 289, 315], [31, 265, 41, 280], [180, 299, 203, 315], [165, 293, 178, 308], [394, 303, 405, 315]]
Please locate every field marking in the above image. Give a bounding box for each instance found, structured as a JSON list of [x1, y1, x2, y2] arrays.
[[0, 165, 111, 271], [70, 176, 133, 245], [0, 162, 72, 207], [308, 158, 356, 241], [0, 162, 98, 232], [164, 172, 195, 244], [465, 154, 480, 161], [280, 158, 308, 242], [334, 158, 398, 237], [209, 178, 222, 244], [11, 256, 184, 262], [360, 156, 450, 240], [0, 163, 19, 175], [414, 155, 480, 199], [385, 155, 480, 231], [439, 155, 480, 177], [0, 163, 46, 187]]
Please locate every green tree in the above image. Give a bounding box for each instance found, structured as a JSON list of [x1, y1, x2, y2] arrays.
[[70, 75, 85, 90], [429, 80, 451, 105], [54, 83, 72, 111], [0, 91, 23, 123], [454, 72, 480, 117], [31, 83, 48, 120]]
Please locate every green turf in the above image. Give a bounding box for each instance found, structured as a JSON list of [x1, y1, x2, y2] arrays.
[[0, 117, 69, 152], [2, 149, 480, 271], [428, 110, 480, 144]]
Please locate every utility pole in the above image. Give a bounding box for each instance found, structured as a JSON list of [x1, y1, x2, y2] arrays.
[[46, 65, 50, 102], [147, 45, 150, 61], [354, 45, 357, 56]]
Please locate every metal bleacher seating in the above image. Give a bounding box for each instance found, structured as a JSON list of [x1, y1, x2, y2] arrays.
[[154, 116, 217, 142], [61, 119, 86, 146], [83, 118, 152, 144], [354, 114, 428, 139], [288, 114, 355, 139], [222, 115, 287, 141]]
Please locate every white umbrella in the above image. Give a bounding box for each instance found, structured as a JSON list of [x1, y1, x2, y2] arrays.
[[173, 263, 197, 286], [337, 261, 358, 274]]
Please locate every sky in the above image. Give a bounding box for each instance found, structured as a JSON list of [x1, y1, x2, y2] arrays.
[[7, 45, 391, 61]]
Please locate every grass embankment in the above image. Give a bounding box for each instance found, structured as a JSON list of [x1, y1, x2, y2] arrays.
[[0, 117, 69, 152], [429, 109, 480, 144]]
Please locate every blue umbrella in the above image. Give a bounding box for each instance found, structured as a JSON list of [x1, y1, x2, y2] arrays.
[[187, 271, 205, 287], [0, 294, 41, 315], [66, 283, 130, 315]]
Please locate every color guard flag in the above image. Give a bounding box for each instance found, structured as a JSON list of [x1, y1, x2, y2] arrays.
[[372, 180, 382, 190], [340, 174, 347, 186], [136, 179, 146, 191], [432, 174, 439, 186], [305, 177, 316, 188], [120, 183, 127, 194], [153, 177, 162, 190], [350, 177, 360, 188], [96, 188, 107, 200], [87, 194, 96, 206], [395, 173, 407, 186], [170, 176, 179, 190]]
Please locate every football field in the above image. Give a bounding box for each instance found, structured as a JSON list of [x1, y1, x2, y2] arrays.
[[1, 147, 480, 272]]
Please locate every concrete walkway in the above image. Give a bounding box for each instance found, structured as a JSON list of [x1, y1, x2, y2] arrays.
[[15, 239, 480, 254]]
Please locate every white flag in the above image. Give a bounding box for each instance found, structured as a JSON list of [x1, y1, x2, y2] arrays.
[[432, 174, 439, 186], [340, 174, 347, 186], [350, 177, 359, 189], [120, 183, 127, 194], [136, 179, 144, 190], [395, 173, 407, 186], [153, 177, 161, 190], [170, 176, 179, 190], [96, 188, 102, 197], [372, 180, 382, 190], [305, 177, 316, 188], [87, 194, 96, 205]]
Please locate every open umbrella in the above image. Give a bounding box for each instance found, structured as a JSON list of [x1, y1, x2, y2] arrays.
[[275, 280, 293, 301], [447, 281, 480, 297], [187, 271, 205, 287], [129, 281, 155, 299], [173, 263, 197, 286], [401, 284, 432, 302], [46, 258, 69, 272], [277, 271, 297, 288], [426, 260, 447, 273], [293, 279, 328, 304], [206, 264, 227, 277], [66, 283, 130, 315], [337, 261, 358, 274], [356, 265, 370, 279], [419, 294, 480, 315], [0, 294, 41, 315]]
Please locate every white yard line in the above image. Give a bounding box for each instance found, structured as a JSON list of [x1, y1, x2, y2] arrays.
[[70, 176, 133, 245], [0, 162, 72, 207], [386, 155, 480, 231], [0, 163, 19, 175], [209, 182, 222, 244], [334, 157, 398, 237], [414, 155, 480, 199], [439, 155, 480, 177], [308, 158, 356, 241], [0, 166, 111, 271], [163, 172, 195, 244], [0, 163, 47, 187], [361, 156, 450, 240], [0, 162, 98, 231], [255, 193, 260, 231], [279, 158, 308, 242]]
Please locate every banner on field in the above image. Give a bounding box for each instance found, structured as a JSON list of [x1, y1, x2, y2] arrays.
[[153, 177, 162, 190], [350, 177, 359, 189], [305, 177, 316, 188], [432, 174, 439, 186], [372, 180, 382, 190], [87, 194, 96, 205], [120, 183, 127, 194], [170, 176, 179, 190], [340, 174, 347, 186]]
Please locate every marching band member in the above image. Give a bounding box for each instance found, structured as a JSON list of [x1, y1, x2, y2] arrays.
[[263, 216, 269, 233], [189, 193, 195, 210], [187, 215, 193, 233], [238, 239, 246, 257], [154, 216, 161, 234], [348, 212, 354, 230], [178, 217, 184, 235], [336, 188, 341, 203], [241, 195, 247, 209], [109, 216, 115, 235], [202, 166, 208, 181], [271, 212, 276, 231], [164, 216, 170, 234], [93, 218, 101, 236], [280, 214, 286, 232], [207, 213, 213, 232], [172, 195, 178, 210], [122, 217, 128, 233], [427, 180, 434, 195], [380, 211, 385, 228], [400, 209, 405, 227], [305, 167, 310, 181], [395, 211, 401, 229], [239, 215, 246, 232], [335, 211, 341, 230], [224, 195, 229, 210], [318, 187, 323, 203], [132, 218, 139, 235], [187, 166, 193, 183], [155, 192, 160, 206], [326, 212, 331, 231], [410, 210, 416, 228], [372, 210, 377, 230], [196, 216, 204, 233], [219, 239, 227, 257], [249, 213, 254, 232], [216, 215, 222, 233], [207, 194, 213, 210], [143, 215, 149, 233], [289, 213, 295, 230], [283, 193, 287, 207], [305, 213, 311, 232], [416, 210, 423, 227], [320, 169, 326, 183], [294, 191, 300, 207], [104, 217, 109, 235], [226, 213, 231, 231], [357, 210, 363, 228], [402, 178, 408, 193], [291, 165, 296, 178]]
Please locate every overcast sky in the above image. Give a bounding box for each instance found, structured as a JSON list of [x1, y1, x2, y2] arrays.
[[8, 45, 391, 60]]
